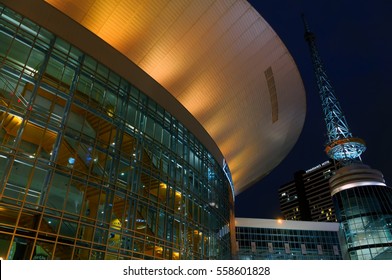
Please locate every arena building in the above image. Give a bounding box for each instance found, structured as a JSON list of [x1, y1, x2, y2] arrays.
[[0, 0, 306, 259]]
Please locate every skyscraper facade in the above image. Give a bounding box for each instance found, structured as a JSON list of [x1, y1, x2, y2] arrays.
[[279, 160, 337, 222]]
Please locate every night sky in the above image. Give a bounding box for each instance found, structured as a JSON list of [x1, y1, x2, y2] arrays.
[[235, 1, 392, 219]]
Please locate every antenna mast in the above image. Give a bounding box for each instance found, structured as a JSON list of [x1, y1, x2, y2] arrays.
[[302, 14, 366, 164]]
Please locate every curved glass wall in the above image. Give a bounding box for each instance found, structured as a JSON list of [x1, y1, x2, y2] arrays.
[[0, 5, 233, 260], [330, 164, 392, 260], [333, 185, 392, 260]]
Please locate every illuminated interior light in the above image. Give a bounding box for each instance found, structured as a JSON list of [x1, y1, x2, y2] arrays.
[[8, 113, 23, 123], [68, 157, 75, 165], [107, 108, 114, 117], [111, 218, 122, 230], [126, 124, 135, 130]]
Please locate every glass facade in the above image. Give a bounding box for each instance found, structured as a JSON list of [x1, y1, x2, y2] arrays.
[[330, 164, 392, 260], [333, 186, 392, 260], [0, 5, 233, 260], [235, 219, 342, 260]]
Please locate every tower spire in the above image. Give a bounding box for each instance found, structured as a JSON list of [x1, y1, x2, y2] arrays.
[[302, 14, 366, 164]]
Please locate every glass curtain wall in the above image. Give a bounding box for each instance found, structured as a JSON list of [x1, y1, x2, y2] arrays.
[[0, 5, 232, 260], [235, 226, 342, 260], [333, 186, 392, 260]]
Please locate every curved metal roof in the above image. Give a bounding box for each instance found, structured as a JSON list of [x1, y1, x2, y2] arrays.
[[8, 0, 306, 195]]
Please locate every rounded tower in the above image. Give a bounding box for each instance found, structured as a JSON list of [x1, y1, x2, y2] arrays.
[[329, 164, 392, 259]]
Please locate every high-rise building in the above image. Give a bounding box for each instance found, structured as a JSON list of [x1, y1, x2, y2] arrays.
[[303, 16, 392, 259], [235, 218, 342, 260], [0, 1, 306, 259], [279, 160, 338, 222]]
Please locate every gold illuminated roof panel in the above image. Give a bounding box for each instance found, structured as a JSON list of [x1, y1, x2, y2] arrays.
[[19, 0, 306, 194]]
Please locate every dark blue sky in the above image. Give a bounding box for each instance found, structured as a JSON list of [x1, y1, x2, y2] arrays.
[[235, 0, 392, 219]]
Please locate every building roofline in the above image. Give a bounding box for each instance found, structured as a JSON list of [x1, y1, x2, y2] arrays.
[[235, 217, 340, 231], [3, 0, 306, 194], [2, 0, 225, 168]]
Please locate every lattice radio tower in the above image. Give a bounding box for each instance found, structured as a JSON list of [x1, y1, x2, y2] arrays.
[[302, 15, 366, 164]]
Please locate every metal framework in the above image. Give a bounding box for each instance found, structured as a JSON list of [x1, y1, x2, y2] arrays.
[[302, 15, 366, 162]]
